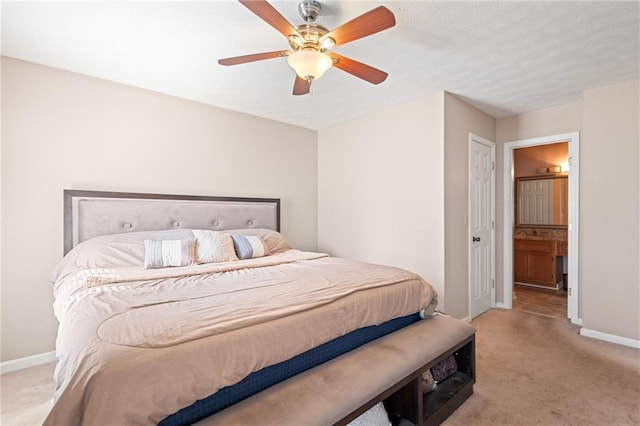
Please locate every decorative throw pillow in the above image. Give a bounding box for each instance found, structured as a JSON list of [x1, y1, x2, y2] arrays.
[[430, 355, 458, 382], [143, 239, 196, 269], [226, 228, 292, 254], [231, 234, 269, 259], [421, 369, 438, 394], [192, 230, 238, 263]]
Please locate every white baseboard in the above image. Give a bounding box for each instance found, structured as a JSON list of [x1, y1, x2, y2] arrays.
[[580, 328, 640, 349], [461, 316, 472, 323], [0, 351, 57, 374], [570, 317, 583, 326], [495, 302, 508, 309]]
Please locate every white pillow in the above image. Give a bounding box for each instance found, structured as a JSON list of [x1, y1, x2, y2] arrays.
[[192, 230, 238, 263], [143, 239, 196, 269]]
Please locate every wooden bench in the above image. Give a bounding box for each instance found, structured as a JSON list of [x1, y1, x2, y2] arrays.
[[196, 315, 476, 426]]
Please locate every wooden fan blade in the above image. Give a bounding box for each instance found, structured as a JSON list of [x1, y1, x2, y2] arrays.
[[293, 76, 311, 95], [238, 0, 300, 38], [328, 53, 388, 84], [218, 50, 289, 66], [321, 6, 395, 47]]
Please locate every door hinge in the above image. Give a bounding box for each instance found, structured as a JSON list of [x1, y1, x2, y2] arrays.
[[568, 157, 573, 166], [491, 279, 495, 288], [491, 161, 495, 170], [568, 287, 572, 296]]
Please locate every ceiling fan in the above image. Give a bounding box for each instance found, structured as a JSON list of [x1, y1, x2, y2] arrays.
[[218, 0, 396, 95]]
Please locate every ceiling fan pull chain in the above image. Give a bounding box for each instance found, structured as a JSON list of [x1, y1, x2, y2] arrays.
[[307, 77, 314, 94]]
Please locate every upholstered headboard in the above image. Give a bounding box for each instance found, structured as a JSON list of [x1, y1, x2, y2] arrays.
[[63, 190, 280, 255]]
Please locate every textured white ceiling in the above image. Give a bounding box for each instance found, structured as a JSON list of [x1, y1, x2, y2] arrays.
[[2, 1, 639, 130]]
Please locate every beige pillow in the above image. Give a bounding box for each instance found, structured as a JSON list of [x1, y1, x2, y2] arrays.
[[192, 230, 238, 263]]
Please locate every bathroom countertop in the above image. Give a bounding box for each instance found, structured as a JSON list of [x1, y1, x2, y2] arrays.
[[514, 228, 567, 241]]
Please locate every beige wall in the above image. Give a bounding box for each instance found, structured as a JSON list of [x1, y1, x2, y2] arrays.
[[497, 102, 584, 143], [443, 93, 496, 318], [581, 79, 639, 341], [318, 93, 446, 306], [1, 57, 318, 361], [496, 102, 583, 303]]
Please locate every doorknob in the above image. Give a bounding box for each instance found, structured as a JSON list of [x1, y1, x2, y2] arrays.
[[472, 236, 481, 242]]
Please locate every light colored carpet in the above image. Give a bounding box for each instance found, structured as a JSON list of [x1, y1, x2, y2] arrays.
[[444, 309, 640, 426], [1, 309, 639, 425], [1, 362, 55, 426]]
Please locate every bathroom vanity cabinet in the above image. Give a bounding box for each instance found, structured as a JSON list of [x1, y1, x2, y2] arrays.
[[514, 239, 564, 288]]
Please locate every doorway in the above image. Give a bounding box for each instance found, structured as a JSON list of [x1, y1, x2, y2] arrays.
[[502, 132, 581, 324], [512, 142, 569, 318]]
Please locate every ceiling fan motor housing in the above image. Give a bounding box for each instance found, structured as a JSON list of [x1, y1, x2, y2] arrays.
[[298, 0, 321, 22], [290, 23, 330, 50]]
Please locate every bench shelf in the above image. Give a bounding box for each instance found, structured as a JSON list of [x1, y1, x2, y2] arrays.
[[385, 334, 476, 426]]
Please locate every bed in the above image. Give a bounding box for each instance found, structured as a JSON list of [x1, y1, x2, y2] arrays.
[[45, 190, 470, 426]]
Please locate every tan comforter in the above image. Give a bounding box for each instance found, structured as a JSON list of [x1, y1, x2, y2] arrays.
[[46, 249, 437, 426]]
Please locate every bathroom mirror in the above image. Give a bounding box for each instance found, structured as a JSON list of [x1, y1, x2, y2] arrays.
[[516, 176, 568, 227]]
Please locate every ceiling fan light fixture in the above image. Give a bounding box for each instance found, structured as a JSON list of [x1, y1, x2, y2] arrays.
[[286, 49, 333, 81], [319, 36, 335, 50]]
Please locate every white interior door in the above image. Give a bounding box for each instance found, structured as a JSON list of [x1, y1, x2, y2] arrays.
[[469, 134, 495, 318]]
